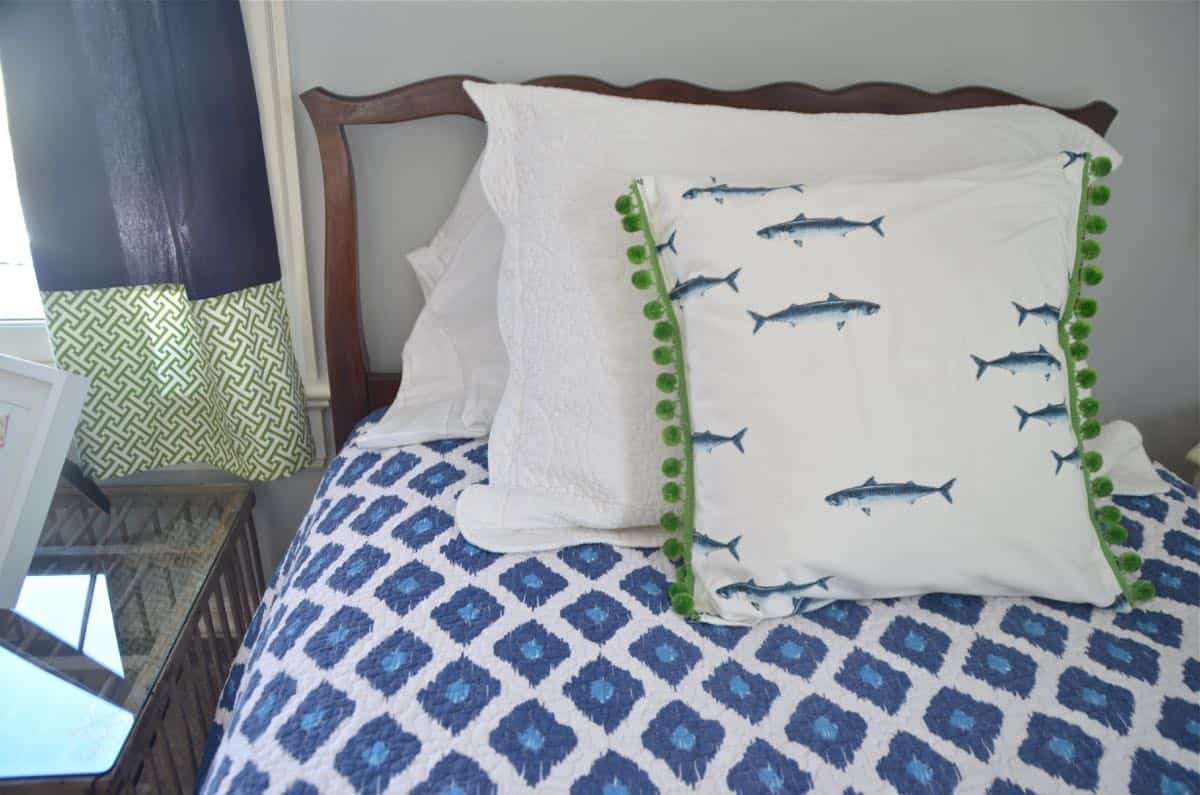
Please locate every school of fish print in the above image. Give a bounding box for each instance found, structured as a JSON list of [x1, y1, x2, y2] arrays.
[[663, 167, 1080, 613]]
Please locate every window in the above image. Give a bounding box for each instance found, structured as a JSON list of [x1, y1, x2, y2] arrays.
[[0, 65, 51, 361]]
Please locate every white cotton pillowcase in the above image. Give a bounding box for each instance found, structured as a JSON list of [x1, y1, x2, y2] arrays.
[[358, 158, 508, 449], [456, 81, 1120, 551]]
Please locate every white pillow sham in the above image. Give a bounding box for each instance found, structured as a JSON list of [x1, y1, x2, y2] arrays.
[[456, 81, 1120, 551], [619, 156, 1151, 624], [359, 158, 508, 448]]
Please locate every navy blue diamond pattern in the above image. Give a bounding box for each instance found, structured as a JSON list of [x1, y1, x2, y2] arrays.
[[786, 694, 867, 770], [641, 700, 724, 786], [727, 738, 812, 794], [756, 625, 827, 678], [835, 648, 912, 715], [629, 625, 702, 686], [355, 628, 433, 697], [561, 590, 632, 644], [201, 422, 1200, 793], [418, 656, 501, 735], [489, 699, 577, 786], [923, 687, 1003, 761], [558, 544, 622, 579], [275, 682, 355, 763], [500, 558, 568, 608], [620, 565, 672, 614], [431, 585, 504, 644], [392, 505, 454, 550], [563, 656, 645, 733], [494, 620, 570, 685], [702, 660, 780, 724], [333, 715, 419, 794]]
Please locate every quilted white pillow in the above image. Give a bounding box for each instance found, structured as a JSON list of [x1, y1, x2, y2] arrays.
[[457, 81, 1120, 551], [360, 158, 508, 448], [618, 155, 1153, 623]]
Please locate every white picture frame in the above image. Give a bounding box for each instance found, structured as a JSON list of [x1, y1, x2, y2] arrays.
[[0, 354, 88, 608]]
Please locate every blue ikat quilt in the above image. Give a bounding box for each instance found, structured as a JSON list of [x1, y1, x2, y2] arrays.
[[200, 415, 1200, 794]]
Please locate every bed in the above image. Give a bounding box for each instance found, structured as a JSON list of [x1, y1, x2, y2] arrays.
[[199, 78, 1199, 793]]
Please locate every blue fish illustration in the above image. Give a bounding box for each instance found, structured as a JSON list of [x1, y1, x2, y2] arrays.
[[715, 576, 833, 601], [656, 230, 677, 256], [693, 531, 741, 561], [825, 476, 956, 516], [670, 268, 741, 303], [970, 345, 1062, 381], [756, 213, 884, 247], [748, 293, 880, 333], [1015, 401, 1069, 430], [682, 180, 804, 204], [1052, 446, 1081, 474], [692, 428, 747, 454], [1062, 150, 1088, 168], [1012, 301, 1061, 326]]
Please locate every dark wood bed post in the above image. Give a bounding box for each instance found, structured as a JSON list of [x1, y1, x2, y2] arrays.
[[301, 76, 1116, 450]]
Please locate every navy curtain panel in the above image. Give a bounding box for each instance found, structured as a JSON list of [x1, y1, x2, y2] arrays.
[[0, 0, 313, 480]]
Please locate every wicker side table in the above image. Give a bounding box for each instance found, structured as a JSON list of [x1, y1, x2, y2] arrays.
[[0, 484, 259, 794]]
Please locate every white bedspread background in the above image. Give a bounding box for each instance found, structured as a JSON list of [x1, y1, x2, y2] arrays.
[[199, 415, 1200, 794]]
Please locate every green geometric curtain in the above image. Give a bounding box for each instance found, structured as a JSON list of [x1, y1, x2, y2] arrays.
[[42, 283, 312, 480], [1, 1, 313, 481]]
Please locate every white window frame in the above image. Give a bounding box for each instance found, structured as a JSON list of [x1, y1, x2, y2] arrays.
[[0, 319, 52, 363]]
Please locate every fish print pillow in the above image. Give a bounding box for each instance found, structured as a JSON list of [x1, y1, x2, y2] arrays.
[[611, 154, 1155, 624]]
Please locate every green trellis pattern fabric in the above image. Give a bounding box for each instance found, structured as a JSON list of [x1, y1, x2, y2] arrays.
[[42, 282, 313, 481]]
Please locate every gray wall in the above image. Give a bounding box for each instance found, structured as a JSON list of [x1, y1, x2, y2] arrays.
[[286, 0, 1200, 491]]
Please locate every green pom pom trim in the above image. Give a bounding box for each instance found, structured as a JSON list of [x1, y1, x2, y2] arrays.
[[1089, 156, 1113, 177], [1117, 551, 1142, 572], [671, 592, 694, 616], [620, 183, 697, 620], [1131, 579, 1155, 602], [1082, 265, 1104, 286], [1062, 165, 1133, 605]]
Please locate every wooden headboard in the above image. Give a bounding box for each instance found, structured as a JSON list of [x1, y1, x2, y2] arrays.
[[300, 75, 1117, 449]]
